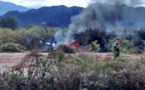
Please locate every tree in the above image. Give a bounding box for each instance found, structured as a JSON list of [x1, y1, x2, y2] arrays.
[[0, 16, 18, 30]]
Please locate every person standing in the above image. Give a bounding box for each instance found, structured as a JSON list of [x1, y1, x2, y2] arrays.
[[113, 37, 121, 58]]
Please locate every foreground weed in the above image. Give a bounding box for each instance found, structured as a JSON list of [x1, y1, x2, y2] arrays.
[[76, 57, 91, 71], [141, 56, 145, 63]]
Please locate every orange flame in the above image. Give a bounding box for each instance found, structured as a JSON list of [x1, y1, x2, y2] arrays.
[[67, 41, 80, 49]]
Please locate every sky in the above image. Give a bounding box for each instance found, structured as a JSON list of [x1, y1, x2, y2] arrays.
[[1, 0, 145, 9], [0, 0, 91, 8]]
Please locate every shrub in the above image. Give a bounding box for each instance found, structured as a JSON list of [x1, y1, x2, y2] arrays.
[[54, 51, 64, 63], [127, 47, 143, 54], [106, 39, 114, 51], [55, 44, 75, 53], [121, 40, 133, 50], [90, 40, 100, 52], [73, 28, 111, 51], [48, 50, 65, 64], [0, 16, 18, 30], [104, 57, 128, 71], [0, 26, 60, 51], [137, 29, 145, 40], [0, 28, 16, 43], [13, 26, 58, 50], [121, 39, 143, 54], [48, 45, 75, 62], [0, 42, 24, 52], [1, 51, 145, 90], [76, 57, 90, 70]]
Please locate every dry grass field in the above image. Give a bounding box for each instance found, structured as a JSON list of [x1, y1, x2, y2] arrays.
[[0, 52, 145, 90], [0, 52, 144, 69]]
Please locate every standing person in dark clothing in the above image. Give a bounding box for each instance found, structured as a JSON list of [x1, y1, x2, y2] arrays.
[[113, 37, 121, 58]]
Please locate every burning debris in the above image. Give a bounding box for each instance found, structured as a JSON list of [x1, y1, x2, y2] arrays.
[[39, 36, 57, 51], [39, 31, 80, 52], [40, 0, 145, 52], [63, 0, 145, 52], [66, 40, 80, 50]]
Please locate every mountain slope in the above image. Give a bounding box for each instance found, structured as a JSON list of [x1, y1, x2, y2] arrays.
[[4, 5, 84, 27], [3, 4, 145, 28], [0, 1, 29, 15]]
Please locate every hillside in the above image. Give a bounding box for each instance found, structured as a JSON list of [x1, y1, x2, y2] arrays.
[[4, 5, 84, 27], [3, 4, 145, 28], [0, 1, 29, 15]]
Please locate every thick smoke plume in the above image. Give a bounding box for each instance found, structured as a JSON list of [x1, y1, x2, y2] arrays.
[[92, 0, 145, 6], [66, 0, 145, 42]]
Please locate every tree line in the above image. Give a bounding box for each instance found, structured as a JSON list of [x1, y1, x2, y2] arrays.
[[0, 16, 18, 30]]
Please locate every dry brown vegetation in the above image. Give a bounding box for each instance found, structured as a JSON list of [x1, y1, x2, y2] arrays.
[[0, 51, 145, 90]]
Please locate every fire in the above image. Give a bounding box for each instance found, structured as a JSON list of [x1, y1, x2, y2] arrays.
[[67, 40, 80, 50]]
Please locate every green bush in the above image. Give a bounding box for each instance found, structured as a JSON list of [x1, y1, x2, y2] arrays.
[[90, 40, 100, 52], [0, 28, 16, 43], [0, 42, 24, 52], [48, 45, 75, 62], [76, 57, 90, 70], [121, 39, 143, 54], [128, 47, 143, 54], [122, 47, 143, 54], [0, 26, 60, 51], [55, 44, 75, 53], [0, 16, 18, 30], [121, 40, 133, 50], [104, 57, 128, 70]]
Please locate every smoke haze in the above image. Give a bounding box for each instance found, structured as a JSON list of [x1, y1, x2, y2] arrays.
[[92, 0, 145, 6], [66, 0, 145, 41]]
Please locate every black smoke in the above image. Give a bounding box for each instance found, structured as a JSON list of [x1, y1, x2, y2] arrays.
[[92, 0, 145, 6], [66, 0, 145, 43]]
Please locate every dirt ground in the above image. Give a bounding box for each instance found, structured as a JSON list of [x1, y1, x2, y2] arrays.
[[0, 53, 26, 69], [0, 52, 144, 71]]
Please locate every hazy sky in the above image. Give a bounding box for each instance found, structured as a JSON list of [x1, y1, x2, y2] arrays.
[[1, 0, 145, 8], [0, 0, 90, 8]]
